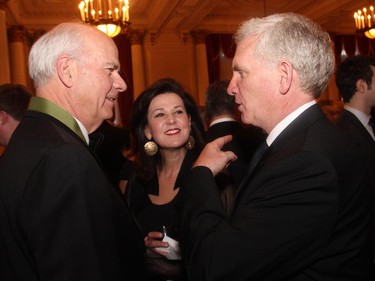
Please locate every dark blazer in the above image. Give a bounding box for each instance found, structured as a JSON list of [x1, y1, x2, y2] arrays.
[[336, 109, 375, 260], [0, 110, 146, 281], [206, 121, 265, 182], [205, 121, 265, 210], [177, 104, 374, 281], [336, 109, 375, 156], [89, 121, 130, 190]]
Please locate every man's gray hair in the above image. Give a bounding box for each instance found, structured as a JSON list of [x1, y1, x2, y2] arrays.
[[234, 13, 334, 98], [28, 22, 96, 88]]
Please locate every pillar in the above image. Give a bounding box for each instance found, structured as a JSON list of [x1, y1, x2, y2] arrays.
[[129, 29, 146, 100], [8, 25, 27, 85], [0, 0, 10, 84], [191, 30, 209, 107]]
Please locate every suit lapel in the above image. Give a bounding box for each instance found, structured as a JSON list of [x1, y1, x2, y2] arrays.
[[230, 104, 326, 213]]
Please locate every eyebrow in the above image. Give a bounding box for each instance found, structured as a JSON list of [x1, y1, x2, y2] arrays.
[[103, 62, 120, 70], [151, 104, 185, 113], [232, 64, 246, 72]]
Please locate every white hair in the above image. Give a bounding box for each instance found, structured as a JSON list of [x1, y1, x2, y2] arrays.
[[28, 22, 98, 88], [234, 13, 334, 98]]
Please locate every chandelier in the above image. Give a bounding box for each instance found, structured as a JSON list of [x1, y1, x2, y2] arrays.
[[354, 6, 375, 39], [78, 0, 130, 38]]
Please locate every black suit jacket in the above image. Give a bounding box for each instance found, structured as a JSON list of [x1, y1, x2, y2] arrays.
[[205, 121, 266, 211], [336, 109, 375, 259], [177, 104, 374, 281], [89, 121, 130, 189], [206, 121, 265, 185], [0, 111, 146, 281]]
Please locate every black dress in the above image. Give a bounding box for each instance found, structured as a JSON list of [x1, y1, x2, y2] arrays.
[[125, 151, 197, 281]]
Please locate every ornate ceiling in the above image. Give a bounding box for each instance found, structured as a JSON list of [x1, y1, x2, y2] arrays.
[[3, 0, 374, 35]]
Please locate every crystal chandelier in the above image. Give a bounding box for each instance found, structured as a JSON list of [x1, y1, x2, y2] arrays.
[[78, 0, 130, 38], [354, 6, 375, 39]]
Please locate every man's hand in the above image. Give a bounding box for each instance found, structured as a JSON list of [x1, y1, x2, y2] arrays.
[[193, 135, 237, 176]]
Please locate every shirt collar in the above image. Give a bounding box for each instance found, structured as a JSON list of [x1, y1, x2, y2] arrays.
[[209, 117, 237, 127], [344, 105, 370, 127], [73, 117, 89, 144], [344, 105, 374, 140], [267, 100, 316, 146], [28, 96, 87, 143]]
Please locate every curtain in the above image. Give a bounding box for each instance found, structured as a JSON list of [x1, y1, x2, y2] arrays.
[[332, 34, 375, 62], [206, 33, 235, 83], [113, 34, 133, 127]]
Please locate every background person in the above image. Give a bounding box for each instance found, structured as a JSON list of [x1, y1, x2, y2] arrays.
[[0, 83, 31, 149], [205, 79, 265, 210], [89, 119, 131, 191], [0, 22, 147, 281], [176, 13, 374, 280], [335, 54, 375, 266]]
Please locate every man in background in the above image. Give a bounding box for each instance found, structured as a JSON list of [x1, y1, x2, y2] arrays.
[[205, 79, 265, 210], [335, 54, 375, 267], [89, 120, 131, 190], [0, 83, 31, 148]]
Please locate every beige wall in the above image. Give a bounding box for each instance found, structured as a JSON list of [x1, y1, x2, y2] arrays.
[[143, 32, 199, 102]]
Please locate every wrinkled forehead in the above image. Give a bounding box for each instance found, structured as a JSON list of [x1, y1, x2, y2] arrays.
[[82, 32, 120, 64]]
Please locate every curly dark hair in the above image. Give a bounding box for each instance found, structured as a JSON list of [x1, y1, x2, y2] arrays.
[[128, 78, 205, 181], [335, 55, 375, 103]]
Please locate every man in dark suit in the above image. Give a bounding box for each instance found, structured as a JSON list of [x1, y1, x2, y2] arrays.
[[0, 22, 146, 280], [205, 80, 265, 210], [176, 13, 374, 280], [335, 54, 375, 266]]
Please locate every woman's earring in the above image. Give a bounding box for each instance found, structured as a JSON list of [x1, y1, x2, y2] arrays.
[[144, 140, 158, 156], [186, 135, 195, 150]]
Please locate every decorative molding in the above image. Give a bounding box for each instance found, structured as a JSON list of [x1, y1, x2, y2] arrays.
[[25, 28, 46, 45], [8, 25, 25, 43], [128, 29, 144, 45], [0, 0, 8, 10], [180, 32, 190, 45], [149, 32, 157, 46], [191, 29, 208, 45]]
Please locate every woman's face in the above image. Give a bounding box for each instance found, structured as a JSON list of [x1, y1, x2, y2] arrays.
[[144, 92, 191, 150]]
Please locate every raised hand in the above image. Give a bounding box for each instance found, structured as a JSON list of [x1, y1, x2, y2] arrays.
[[193, 135, 237, 176]]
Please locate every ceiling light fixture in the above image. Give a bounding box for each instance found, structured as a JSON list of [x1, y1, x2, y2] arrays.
[[78, 0, 130, 38], [354, 6, 375, 39]]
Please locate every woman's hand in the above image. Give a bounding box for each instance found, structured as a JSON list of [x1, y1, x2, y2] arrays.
[[144, 231, 169, 257]]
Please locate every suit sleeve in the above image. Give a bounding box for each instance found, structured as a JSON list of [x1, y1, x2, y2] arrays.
[[177, 152, 339, 281]]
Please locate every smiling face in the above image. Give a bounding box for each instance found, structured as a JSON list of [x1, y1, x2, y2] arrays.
[[70, 30, 127, 132], [144, 92, 191, 151]]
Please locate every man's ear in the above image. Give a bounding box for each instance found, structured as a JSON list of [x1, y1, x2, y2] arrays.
[[278, 61, 293, 95], [57, 55, 74, 88], [0, 111, 8, 126], [356, 79, 367, 94]]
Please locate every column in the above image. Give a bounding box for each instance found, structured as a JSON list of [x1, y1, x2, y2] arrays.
[[191, 30, 209, 107], [129, 29, 146, 100], [0, 0, 10, 84], [8, 25, 27, 85]]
